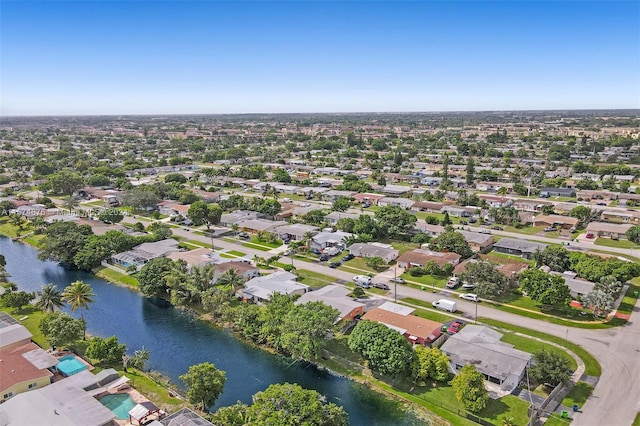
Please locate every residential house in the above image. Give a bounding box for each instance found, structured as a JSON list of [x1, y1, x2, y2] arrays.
[[309, 230, 353, 251], [348, 243, 399, 263], [549, 271, 594, 298], [237, 218, 288, 234], [411, 201, 445, 213], [295, 285, 364, 323], [111, 239, 180, 270], [420, 176, 442, 186], [440, 325, 532, 393], [539, 187, 576, 198], [477, 195, 513, 208], [533, 215, 579, 230], [0, 369, 118, 426], [600, 209, 640, 224], [168, 248, 217, 269], [323, 190, 357, 201], [238, 271, 310, 304], [325, 211, 360, 225], [381, 185, 411, 196], [458, 230, 495, 253], [378, 197, 415, 209], [361, 307, 444, 347], [577, 190, 617, 202], [272, 223, 319, 241], [476, 182, 507, 192], [396, 249, 460, 269], [159, 408, 214, 426], [0, 314, 56, 403], [585, 222, 633, 239], [220, 210, 263, 227], [512, 199, 552, 212], [157, 201, 190, 217], [441, 206, 472, 218], [414, 223, 445, 238], [352, 193, 385, 205], [492, 238, 548, 259], [213, 261, 261, 281]]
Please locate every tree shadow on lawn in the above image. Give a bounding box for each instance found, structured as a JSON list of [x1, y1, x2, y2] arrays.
[[477, 397, 511, 421]]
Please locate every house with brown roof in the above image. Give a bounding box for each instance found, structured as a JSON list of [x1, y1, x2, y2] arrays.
[[397, 249, 461, 269], [600, 209, 640, 224], [458, 230, 495, 253], [352, 193, 385, 205], [213, 261, 261, 281], [361, 308, 443, 346], [411, 201, 444, 213], [585, 222, 633, 239], [168, 247, 217, 268], [533, 214, 579, 230]]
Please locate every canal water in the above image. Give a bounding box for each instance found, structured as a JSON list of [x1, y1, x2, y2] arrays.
[[0, 237, 423, 425]]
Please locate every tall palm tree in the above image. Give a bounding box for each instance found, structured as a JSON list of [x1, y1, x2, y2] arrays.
[[62, 280, 95, 339], [216, 269, 245, 294], [36, 283, 64, 313]]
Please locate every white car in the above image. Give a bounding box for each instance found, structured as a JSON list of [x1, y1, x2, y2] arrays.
[[459, 293, 479, 302]]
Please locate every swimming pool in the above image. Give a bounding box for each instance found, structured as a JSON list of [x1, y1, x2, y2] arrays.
[[99, 393, 136, 420], [56, 355, 88, 376]]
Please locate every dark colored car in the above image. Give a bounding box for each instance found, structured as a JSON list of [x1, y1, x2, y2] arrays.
[[238, 232, 250, 240], [491, 225, 503, 230], [319, 254, 329, 261], [373, 282, 390, 290], [328, 261, 341, 268], [342, 254, 355, 261]]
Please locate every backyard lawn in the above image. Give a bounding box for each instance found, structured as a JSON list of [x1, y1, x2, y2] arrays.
[[94, 266, 140, 288], [0, 306, 49, 349], [295, 269, 336, 289]]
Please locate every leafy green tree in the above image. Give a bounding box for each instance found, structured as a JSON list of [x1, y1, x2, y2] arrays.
[[365, 256, 386, 271], [247, 383, 349, 426], [87, 174, 112, 187], [98, 209, 124, 224], [39, 312, 84, 347], [164, 173, 188, 184], [351, 287, 365, 298], [39, 221, 93, 266], [36, 284, 64, 313], [47, 170, 84, 195], [518, 268, 571, 306], [85, 336, 126, 364], [120, 189, 161, 211], [410, 346, 450, 384], [62, 280, 95, 339], [2, 290, 35, 312], [583, 289, 614, 317], [428, 231, 474, 259], [466, 157, 475, 186], [332, 197, 352, 212], [539, 246, 570, 272], [146, 222, 172, 239], [374, 205, 417, 239], [187, 201, 223, 229], [0, 200, 16, 215], [179, 362, 227, 411], [216, 269, 245, 293], [259, 199, 282, 220], [128, 347, 150, 371], [211, 402, 250, 426], [459, 261, 509, 298], [568, 206, 592, 225], [303, 209, 327, 226], [626, 225, 640, 244], [336, 217, 355, 233], [595, 275, 623, 298], [451, 365, 489, 413], [440, 211, 452, 226], [280, 302, 339, 361], [528, 349, 572, 386], [348, 320, 412, 376], [272, 168, 292, 183]]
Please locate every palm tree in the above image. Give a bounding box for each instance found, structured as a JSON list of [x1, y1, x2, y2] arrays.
[[62, 280, 95, 339], [36, 284, 64, 313], [230, 223, 239, 237], [216, 269, 245, 294]]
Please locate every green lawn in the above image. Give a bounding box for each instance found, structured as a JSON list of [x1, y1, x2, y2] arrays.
[[0, 219, 34, 238], [618, 279, 640, 316], [0, 305, 49, 349], [219, 251, 247, 259], [185, 239, 212, 248], [561, 382, 593, 409], [242, 242, 273, 251], [338, 257, 388, 274], [633, 411, 640, 426], [545, 413, 572, 426], [399, 272, 448, 289], [595, 238, 640, 249], [409, 304, 457, 323], [390, 241, 420, 255], [482, 252, 533, 265], [295, 269, 336, 289], [250, 237, 283, 248], [499, 332, 577, 371], [94, 266, 139, 288], [502, 225, 545, 235], [480, 318, 601, 377]]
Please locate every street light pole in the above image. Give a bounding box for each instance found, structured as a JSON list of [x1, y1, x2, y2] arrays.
[[475, 299, 478, 324], [394, 267, 397, 303]]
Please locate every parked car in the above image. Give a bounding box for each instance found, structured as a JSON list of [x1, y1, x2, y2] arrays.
[[353, 275, 372, 286], [478, 229, 492, 235], [283, 249, 295, 256], [319, 254, 329, 261], [460, 220, 468, 225], [447, 321, 464, 334], [586, 233, 595, 239], [238, 232, 250, 240], [491, 225, 503, 230], [328, 262, 341, 268], [389, 277, 405, 284], [459, 293, 479, 302], [446, 277, 460, 289], [373, 282, 390, 290], [461, 282, 476, 290], [544, 227, 556, 232], [469, 217, 477, 223], [432, 299, 457, 312], [342, 253, 355, 261]]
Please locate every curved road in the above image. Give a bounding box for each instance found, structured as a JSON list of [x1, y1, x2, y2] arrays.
[[126, 218, 640, 425]]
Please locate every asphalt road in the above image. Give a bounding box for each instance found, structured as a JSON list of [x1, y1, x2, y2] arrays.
[[121, 216, 640, 425]]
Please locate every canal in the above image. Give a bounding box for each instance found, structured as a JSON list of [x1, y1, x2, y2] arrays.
[[0, 237, 422, 425]]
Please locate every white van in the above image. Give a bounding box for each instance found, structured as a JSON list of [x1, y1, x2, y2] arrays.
[[432, 299, 457, 313], [353, 275, 372, 288]]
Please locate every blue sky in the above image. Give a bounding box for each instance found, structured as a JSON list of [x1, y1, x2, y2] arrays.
[[1, 1, 639, 115]]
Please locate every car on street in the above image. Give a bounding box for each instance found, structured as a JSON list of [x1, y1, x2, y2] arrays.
[[491, 225, 504, 230], [319, 254, 329, 261], [353, 275, 372, 287], [372, 282, 390, 290], [447, 321, 464, 334], [478, 229, 492, 235], [342, 253, 354, 261], [389, 277, 405, 284], [459, 293, 479, 302], [283, 249, 294, 256], [328, 261, 341, 268]]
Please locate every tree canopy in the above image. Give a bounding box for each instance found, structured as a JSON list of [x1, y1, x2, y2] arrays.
[[459, 261, 509, 298], [428, 231, 474, 259], [451, 365, 489, 413], [179, 362, 226, 411], [348, 320, 412, 376], [39, 312, 83, 347]]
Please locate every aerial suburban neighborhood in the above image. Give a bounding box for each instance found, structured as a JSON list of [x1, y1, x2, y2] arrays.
[[0, 110, 639, 426]]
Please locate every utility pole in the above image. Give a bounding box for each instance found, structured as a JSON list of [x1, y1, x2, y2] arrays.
[[394, 267, 397, 303]]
